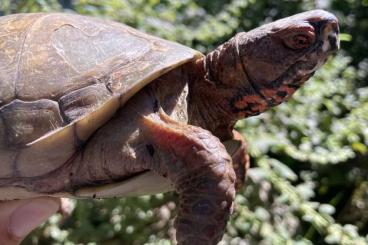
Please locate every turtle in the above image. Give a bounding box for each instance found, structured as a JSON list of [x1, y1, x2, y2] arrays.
[[0, 9, 339, 244]]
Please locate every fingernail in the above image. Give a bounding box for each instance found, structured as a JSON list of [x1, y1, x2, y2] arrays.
[[9, 198, 59, 238]]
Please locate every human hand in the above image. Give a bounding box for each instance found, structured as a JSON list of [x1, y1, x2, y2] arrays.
[[0, 197, 60, 245]]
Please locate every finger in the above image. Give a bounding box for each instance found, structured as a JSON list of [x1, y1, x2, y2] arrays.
[[0, 197, 60, 245]]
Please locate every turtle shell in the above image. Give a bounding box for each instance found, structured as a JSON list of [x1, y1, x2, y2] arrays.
[[0, 13, 202, 182]]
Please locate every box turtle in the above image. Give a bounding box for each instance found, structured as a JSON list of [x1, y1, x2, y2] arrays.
[[0, 10, 339, 244]]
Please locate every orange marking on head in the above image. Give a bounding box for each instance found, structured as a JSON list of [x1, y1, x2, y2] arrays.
[[259, 85, 298, 105], [234, 95, 267, 109], [260, 88, 279, 98], [237, 111, 246, 118], [252, 100, 268, 112], [234, 95, 260, 109], [279, 85, 297, 99], [234, 94, 269, 116]]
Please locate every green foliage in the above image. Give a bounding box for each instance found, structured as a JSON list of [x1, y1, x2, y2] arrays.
[[28, 194, 178, 244], [0, 0, 61, 14], [331, 0, 368, 66], [240, 55, 368, 164], [1, 0, 367, 244]]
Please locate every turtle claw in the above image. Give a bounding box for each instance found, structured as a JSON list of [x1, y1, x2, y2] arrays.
[[224, 130, 250, 191]]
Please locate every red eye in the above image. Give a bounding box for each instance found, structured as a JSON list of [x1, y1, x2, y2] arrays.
[[284, 33, 315, 49]]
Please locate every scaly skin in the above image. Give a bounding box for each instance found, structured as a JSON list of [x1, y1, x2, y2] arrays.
[[141, 110, 236, 245]]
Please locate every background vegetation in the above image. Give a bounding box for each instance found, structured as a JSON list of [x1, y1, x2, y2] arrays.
[[0, 0, 367, 244]]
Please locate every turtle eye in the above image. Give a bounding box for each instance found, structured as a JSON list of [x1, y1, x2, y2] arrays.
[[284, 33, 315, 50]]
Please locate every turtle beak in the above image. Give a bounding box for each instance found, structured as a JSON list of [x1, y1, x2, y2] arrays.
[[305, 10, 340, 53], [321, 17, 340, 53]]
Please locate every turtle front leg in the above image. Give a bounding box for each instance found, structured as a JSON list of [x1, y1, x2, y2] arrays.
[[141, 110, 236, 245]]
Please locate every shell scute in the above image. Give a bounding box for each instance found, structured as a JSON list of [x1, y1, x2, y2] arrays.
[[59, 83, 112, 123], [0, 13, 201, 181], [0, 99, 64, 147]]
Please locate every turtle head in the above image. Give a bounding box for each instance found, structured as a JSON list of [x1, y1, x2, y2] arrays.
[[193, 10, 339, 139], [192, 10, 339, 139]]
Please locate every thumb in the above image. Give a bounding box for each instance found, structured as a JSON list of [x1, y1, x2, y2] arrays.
[[0, 197, 60, 245]]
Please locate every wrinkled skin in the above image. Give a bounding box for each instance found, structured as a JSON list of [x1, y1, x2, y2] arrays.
[[0, 10, 339, 244]]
